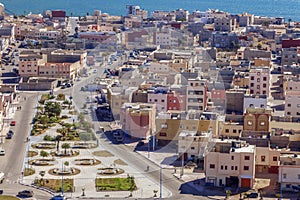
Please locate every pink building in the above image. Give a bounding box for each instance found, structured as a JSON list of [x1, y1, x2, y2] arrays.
[[120, 103, 156, 139], [249, 67, 270, 96], [147, 89, 168, 113]]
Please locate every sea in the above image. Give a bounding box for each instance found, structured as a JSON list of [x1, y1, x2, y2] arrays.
[[1, 0, 300, 21]]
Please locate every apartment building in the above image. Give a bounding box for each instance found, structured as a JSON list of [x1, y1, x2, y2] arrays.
[[256, 147, 280, 174], [243, 107, 272, 136], [178, 130, 213, 161], [281, 47, 299, 66], [205, 140, 256, 188], [218, 121, 243, 139], [248, 67, 270, 96], [167, 90, 186, 111], [238, 13, 254, 27], [279, 154, 300, 192], [147, 88, 168, 113], [120, 103, 156, 139], [284, 77, 300, 119], [18, 50, 43, 77], [155, 111, 218, 145], [243, 94, 268, 113], [186, 78, 208, 112], [214, 16, 236, 32], [107, 86, 136, 119]]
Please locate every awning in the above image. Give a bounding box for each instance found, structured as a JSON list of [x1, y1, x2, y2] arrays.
[[240, 175, 253, 179]]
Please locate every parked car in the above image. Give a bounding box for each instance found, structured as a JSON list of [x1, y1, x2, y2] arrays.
[[10, 120, 16, 126], [51, 195, 65, 200], [50, 194, 65, 200], [247, 192, 259, 198], [8, 130, 14, 135], [0, 172, 4, 183], [6, 132, 12, 139], [17, 190, 34, 197], [0, 148, 5, 156]]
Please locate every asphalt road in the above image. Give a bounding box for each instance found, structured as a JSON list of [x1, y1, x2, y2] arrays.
[[0, 92, 52, 199]]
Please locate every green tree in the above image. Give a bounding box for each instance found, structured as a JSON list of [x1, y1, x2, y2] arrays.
[[40, 150, 49, 158], [45, 102, 61, 117], [79, 132, 91, 143], [62, 143, 71, 155]]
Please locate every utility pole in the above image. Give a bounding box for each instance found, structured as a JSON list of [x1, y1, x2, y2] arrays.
[[280, 165, 282, 200], [62, 162, 64, 196], [159, 165, 162, 198]]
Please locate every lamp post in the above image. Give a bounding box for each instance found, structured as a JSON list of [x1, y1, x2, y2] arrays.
[[61, 161, 64, 196], [159, 165, 162, 198]]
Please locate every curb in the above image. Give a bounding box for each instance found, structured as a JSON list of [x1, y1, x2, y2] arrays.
[[19, 180, 55, 196]]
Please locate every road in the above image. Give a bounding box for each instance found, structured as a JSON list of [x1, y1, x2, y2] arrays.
[[0, 92, 52, 199], [57, 65, 208, 200]]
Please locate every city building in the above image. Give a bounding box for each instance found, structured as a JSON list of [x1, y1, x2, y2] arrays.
[[248, 67, 270, 96], [120, 103, 156, 139], [205, 140, 256, 188]]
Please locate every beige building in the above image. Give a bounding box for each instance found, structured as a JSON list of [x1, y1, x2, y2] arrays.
[[218, 121, 243, 139], [186, 78, 208, 112], [178, 130, 214, 160], [255, 147, 281, 174], [279, 154, 300, 191], [155, 111, 218, 146], [205, 140, 256, 188], [243, 107, 271, 135], [18, 50, 43, 77], [284, 78, 300, 118]]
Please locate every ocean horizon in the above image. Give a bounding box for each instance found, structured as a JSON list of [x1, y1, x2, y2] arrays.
[[1, 0, 300, 21]]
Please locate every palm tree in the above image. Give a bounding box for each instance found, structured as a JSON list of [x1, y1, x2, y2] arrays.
[[62, 143, 71, 155]]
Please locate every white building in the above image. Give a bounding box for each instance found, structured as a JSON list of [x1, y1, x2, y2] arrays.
[[243, 94, 268, 113], [186, 78, 207, 112]]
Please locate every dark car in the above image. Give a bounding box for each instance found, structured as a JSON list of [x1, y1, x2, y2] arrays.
[[247, 192, 259, 198], [8, 130, 14, 135], [6, 132, 12, 139], [18, 190, 34, 197]]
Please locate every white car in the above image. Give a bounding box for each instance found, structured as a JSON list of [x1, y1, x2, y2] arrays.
[[0, 148, 5, 156]]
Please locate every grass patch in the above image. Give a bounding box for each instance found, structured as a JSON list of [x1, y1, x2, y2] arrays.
[[34, 178, 74, 192], [114, 159, 128, 166], [95, 177, 136, 191], [28, 150, 38, 157], [24, 168, 35, 176], [0, 196, 19, 200], [93, 150, 114, 157]]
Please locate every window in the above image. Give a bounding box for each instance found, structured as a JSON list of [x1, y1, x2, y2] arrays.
[[191, 147, 195, 150], [225, 129, 229, 133], [273, 156, 278, 161], [159, 132, 167, 136], [235, 166, 238, 170], [261, 156, 266, 162], [263, 84, 267, 88], [250, 83, 254, 87], [251, 76, 254, 80], [225, 166, 227, 170], [244, 166, 249, 170], [247, 121, 253, 126], [287, 112, 291, 115], [221, 165, 223, 170], [298, 174, 300, 180], [297, 104, 300, 108], [161, 124, 167, 128], [231, 166, 234, 170], [245, 156, 250, 160], [257, 85, 260, 89], [231, 156, 234, 160], [161, 99, 165, 102], [233, 129, 237, 133], [260, 121, 265, 126], [154, 99, 158, 102], [257, 78, 260, 82], [263, 77, 267, 81], [210, 164, 215, 169], [283, 173, 287, 179]]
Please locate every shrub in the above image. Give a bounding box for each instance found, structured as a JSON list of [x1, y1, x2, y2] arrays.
[[57, 94, 66, 101], [44, 135, 54, 141]]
